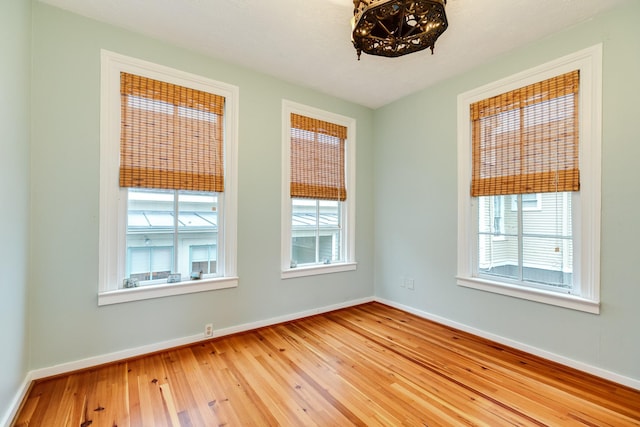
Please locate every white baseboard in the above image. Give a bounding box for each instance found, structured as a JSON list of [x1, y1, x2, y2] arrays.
[[375, 297, 640, 391], [1, 374, 32, 427], [8, 293, 636, 426], [4, 297, 373, 425], [29, 296, 374, 381]]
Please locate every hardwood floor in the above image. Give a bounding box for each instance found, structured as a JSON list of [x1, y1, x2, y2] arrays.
[[13, 302, 640, 426]]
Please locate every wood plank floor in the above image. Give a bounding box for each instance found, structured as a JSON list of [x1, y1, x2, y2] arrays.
[[13, 302, 640, 426]]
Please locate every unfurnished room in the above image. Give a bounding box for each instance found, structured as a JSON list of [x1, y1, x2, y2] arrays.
[[2, 0, 640, 425]]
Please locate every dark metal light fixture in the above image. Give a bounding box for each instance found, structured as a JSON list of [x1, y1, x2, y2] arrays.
[[351, 0, 448, 60]]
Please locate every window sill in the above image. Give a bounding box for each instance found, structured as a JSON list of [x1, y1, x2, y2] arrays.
[[281, 262, 357, 279], [457, 276, 600, 314], [98, 276, 239, 306]]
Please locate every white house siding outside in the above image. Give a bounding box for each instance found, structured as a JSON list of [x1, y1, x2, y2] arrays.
[[126, 189, 219, 285], [478, 192, 573, 289], [290, 198, 342, 267]]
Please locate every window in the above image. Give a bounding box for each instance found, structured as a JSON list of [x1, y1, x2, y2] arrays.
[[291, 199, 343, 266], [126, 188, 219, 282], [99, 51, 238, 305], [488, 195, 505, 236], [511, 193, 541, 211], [190, 244, 217, 275], [128, 246, 173, 282], [281, 101, 356, 278], [457, 45, 602, 313]]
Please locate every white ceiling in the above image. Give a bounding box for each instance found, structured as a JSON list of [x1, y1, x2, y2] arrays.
[[40, 0, 629, 108]]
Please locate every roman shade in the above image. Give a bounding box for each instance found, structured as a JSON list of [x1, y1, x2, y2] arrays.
[[470, 70, 580, 197], [290, 113, 347, 201], [120, 72, 225, 192]]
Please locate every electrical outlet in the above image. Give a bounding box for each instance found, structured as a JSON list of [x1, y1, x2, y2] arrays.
[[204, 323, 213, 338], [405, 278, 415, 290], [400, 276, 406, 288]]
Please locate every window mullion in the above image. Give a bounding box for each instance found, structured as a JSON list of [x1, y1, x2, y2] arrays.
[[517, 195, 524, 281], [173, 190, 179, 274], [517, 104, 525, 282], [315, 200, 321, 263], [172, 104, 180, 276]]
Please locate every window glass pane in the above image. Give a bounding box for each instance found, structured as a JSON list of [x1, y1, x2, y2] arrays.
[[479, 196, 509, 235], [178, 193, 217, 228], [502, 195, 518, 234], [292, 199, 317, 229], [125, 188, 219, 285], [318, 235, 334, 263], [129, 247, 150, 276], [291, 198, 343, 266], [522, 192, 572, 289], [150, 247, 172, 274], [191, 246, 209, 260], [511, 193, 540, 211], [191, 260, 216, 275], [477, 234, 519, 281], [478, 192, 573, 289], [522, 193, 571, 236], [478, 197, 492, 234], [190, 244, 217, 275], [525, 194, 540, 210], [178, 192, 218, 276], [522, 236, 572, 288], [291, 199, 317, 266], [292, 236, 316, 265], [319, 200, 340, 227], [126, 189, 175, 284], [319, 200, 342, 263]]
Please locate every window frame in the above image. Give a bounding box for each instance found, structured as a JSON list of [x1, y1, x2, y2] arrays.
[[281, 100, 357, 279], [99, 50, 239, 305], [456, 45, 602, 314]]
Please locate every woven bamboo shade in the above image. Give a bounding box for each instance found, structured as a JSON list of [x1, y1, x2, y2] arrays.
[[470, 70, 580, 197], [120, 72, 225, 192], [290, 113, 347, 201]]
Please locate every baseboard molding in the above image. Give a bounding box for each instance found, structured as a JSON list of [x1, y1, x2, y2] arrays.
[[6, 297, 373, 424], [1, 374, 32, 427], [9, 293, 636, 425], [375, 297, 640, 391], [29, 296, 374, 381]]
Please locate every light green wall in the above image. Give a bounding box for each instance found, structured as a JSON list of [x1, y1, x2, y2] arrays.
[[29, 2, 374, 369], [0, 0, 31, 417], [374, 0, 640, 381]]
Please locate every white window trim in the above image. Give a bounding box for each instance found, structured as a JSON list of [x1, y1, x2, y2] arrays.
[[99, 50, 239, 305], [456, 45, 602, 314], [281, 100, 357, 279]]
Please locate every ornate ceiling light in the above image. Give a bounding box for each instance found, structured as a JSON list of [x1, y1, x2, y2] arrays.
[[351, 0, 448, 60]]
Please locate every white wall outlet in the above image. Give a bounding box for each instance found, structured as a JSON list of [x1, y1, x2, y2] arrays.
[[405, 278, 415, 290], [400, 276, 406, 288], [204, 323, 213, 338]]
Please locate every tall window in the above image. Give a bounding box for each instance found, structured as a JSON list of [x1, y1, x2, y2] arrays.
[[457, 46, 602, 313], [281, 101, 356, 278], [99, 51, 238, 305]]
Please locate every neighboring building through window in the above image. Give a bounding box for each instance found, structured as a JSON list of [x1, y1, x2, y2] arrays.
[[457, 45, 602, 313], [126, 188, 218, 282], [281, 101, 356, 278], [190, 244, 217, 275], [99, 51, 238, 305], [291, 199, 342, 266]]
